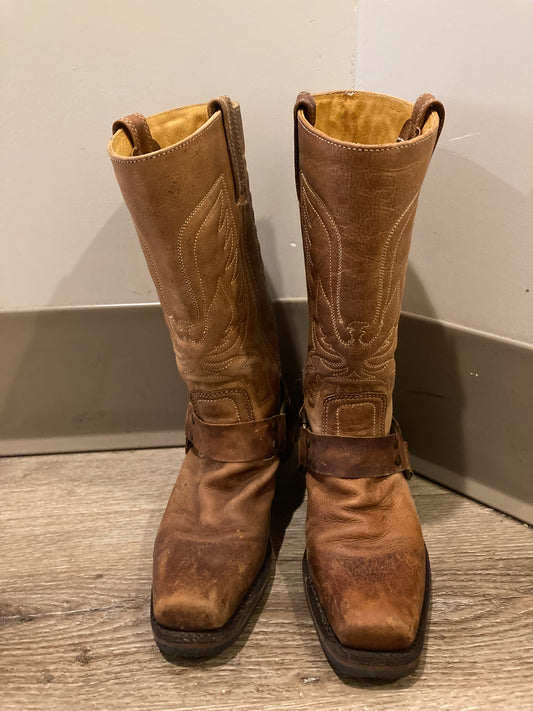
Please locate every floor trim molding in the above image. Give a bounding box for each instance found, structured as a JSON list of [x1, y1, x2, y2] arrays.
[[1, 302, 531, 523]]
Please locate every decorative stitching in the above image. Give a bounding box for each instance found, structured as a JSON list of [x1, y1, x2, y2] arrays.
[[192, 388, 254, 421], [361, 193, 418, 349], [122, 116, 140, 150], [324, 393, 387, 436], [300, 170, 419, 427], [191, 393, 241, 422], [176, 174, 239, 348], [131, 112, 157, 150]]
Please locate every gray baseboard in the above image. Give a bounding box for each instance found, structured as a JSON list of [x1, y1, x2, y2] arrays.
[[1, 302, 531, 524]]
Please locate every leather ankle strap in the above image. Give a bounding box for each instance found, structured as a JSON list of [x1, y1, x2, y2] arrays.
[[185, 402, 287, 463], [298, 419, 413, 479]]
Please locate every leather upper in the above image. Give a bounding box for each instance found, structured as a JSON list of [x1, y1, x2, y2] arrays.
[[153, 449, 276, 630], [109, 101, 281, 427], [295, 91, 441, 439], [109, 98, 282, 631], [295, 90, 444, 652]]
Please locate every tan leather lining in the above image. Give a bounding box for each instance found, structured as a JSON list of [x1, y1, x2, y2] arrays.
[[312, 91, 439, 145], [110, 103, 210, 157]]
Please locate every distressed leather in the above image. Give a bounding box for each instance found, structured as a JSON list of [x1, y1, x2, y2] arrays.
[[185, 403, 287, 463], [298, 419, 412, 479], [295, 90, 444, 651], [108, 97, 282, 631]]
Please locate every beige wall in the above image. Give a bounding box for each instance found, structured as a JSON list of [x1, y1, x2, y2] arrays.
[[1, 0, 356, 309], [355, 0, 533, 344], [2, 1, 531, 345]]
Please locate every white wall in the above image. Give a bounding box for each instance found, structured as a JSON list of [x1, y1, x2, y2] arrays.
[[1, 0, 356, 309], [2, 1, 531, 346], [355, 0, 533, 344]]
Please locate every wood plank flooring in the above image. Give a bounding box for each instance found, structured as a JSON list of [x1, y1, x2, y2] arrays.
[[1, 448, 532, 710]]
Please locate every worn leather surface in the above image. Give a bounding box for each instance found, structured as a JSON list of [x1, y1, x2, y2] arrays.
[[185, 403, 287, 463], [295, 90, 443, 651], [298, 419, 412, 479], [109, 98, 281, 630], [153, 451, 277, 629], [112, 113, 161, 155]]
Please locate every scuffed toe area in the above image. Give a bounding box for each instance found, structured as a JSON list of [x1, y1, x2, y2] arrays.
[[306, 471, 427, 653], [151, 449, 276, 632], [309, 551, 425, 652], [307, 547, 426, 652], [152, 537, 267, 632], [153, 585, 231, 631], [331, 593, 420, 651]]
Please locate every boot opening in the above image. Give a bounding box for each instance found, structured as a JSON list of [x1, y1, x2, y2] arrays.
[[311, 91, 439, 145], [111, 103, 210, 157]]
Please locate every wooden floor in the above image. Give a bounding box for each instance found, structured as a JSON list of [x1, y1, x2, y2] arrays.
[[1, 448, 532, 711]]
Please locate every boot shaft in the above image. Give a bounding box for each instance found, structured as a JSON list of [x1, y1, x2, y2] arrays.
[[108, 98, 281, 424], [294, 90, 444, 437]]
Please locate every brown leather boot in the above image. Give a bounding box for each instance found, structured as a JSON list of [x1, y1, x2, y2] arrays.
[[294, 90, 445, 679], [108, 97, 288, 657]]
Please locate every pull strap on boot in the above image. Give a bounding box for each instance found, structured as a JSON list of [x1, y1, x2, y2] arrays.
[[112, 113, 161, 155]]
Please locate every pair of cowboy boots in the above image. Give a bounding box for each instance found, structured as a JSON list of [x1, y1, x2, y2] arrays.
[[108, 89, 444, 680]]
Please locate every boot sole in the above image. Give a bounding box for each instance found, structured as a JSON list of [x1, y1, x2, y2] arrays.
[[150, 540, 272, 659], [303, 546, 431, 680]]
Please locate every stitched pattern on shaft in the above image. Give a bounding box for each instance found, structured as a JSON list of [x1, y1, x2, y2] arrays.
[[174, 174, 246, 372], [300, 171, 418, 429]]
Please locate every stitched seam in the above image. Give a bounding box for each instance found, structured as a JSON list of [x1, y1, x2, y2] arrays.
[[192, 197, 218, 339], [361, 194, 418, 350], [221, 102, 279, 369], [122, 116, 142, 153], [240, 215, 270, 361], [192, 394, 240, 422], [174, 174, 253, 377], [132, 112, 156, 149], [301, 173, 370, 380], [204, 212, 239, 361], [202, 192, 245, 369], [176, 179, 220, 338], [383, 205, 415, 309], [323, 393, 386, 435], [193, 388, 253, 421], [227, 104, 245, 198], [301, 175, 367, 347], [176, 175, 240, 349], [300, 171, 409, 390], [301, 184, 339, 370], [298, 116, 436, 152], [110, 114, 219, 163], [192, 192, 226, 344]]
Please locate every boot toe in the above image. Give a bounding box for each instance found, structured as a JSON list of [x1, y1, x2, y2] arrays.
[[153, 587, 231, 631], [152, 534, 267, 632], [308, 547, 426, 652], [332, 598, 418, 651]]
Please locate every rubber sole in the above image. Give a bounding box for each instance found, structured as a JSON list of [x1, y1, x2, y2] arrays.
[[150, 540, 273, 659], [303, 546, 431, 680]]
